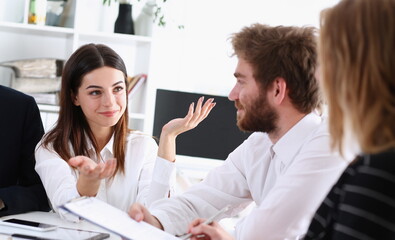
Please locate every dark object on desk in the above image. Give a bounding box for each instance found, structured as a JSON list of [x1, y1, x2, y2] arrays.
[[12, 233, 53, 240], [11, 233, 53, 240], [153, 89, 251, 160], [0, 86, 50, 216], [0, 218, 57, 232], [11, 229, 110, 240], [2, 228, 110, 240]]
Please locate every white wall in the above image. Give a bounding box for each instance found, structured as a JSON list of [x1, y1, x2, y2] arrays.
[[0, 0, 340, 97], [0, 0, 25, 22], [149, 0, 340, 97]]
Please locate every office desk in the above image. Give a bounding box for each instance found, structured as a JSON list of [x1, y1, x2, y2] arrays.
[[0, 211, 121, 240]]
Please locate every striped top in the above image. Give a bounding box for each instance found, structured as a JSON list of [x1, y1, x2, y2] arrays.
[[305, 150, 395, 240]]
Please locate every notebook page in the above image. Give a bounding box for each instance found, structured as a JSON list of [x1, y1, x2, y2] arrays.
[[61, 197, 179, 240]]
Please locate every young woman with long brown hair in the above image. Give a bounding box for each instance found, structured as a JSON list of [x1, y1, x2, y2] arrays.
[[35, 43, 215, 218]]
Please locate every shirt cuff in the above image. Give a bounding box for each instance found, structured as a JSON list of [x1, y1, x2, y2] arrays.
[[54, 189, 82, 223], [152, 156, 176, 186], [52, 186, 81, 214], [150, 208, 179, 235], [58, 208, 81, 223], [70, 186, 81, 199]]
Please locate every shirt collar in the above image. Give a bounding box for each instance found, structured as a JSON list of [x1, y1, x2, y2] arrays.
[[101, 134, 115, 156], [85, 134, 115, 158], [272, 113, 323, 166]]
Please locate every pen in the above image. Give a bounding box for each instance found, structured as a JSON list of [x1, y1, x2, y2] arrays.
[[179, 205, 231, 240]]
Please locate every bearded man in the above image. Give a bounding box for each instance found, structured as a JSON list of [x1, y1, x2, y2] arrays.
[[128, 24, 347, 240]]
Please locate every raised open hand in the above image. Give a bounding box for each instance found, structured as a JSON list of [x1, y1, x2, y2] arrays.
[[162, 97, 216, 137], [158, 97, 216, 162]]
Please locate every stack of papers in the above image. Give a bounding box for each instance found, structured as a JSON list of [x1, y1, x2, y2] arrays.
[[61, 197, 180, 240]]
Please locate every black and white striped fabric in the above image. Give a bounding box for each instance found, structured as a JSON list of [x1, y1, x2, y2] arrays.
[[305, 150, 395, 240]]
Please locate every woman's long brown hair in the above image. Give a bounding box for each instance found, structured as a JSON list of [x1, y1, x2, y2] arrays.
[[42, 43, 129, 176]]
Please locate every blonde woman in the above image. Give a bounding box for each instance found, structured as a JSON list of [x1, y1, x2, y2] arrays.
[[305, 0, 395, 239]]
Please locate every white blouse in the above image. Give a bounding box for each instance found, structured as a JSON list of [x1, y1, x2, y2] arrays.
[[35, 131, 176, 216]]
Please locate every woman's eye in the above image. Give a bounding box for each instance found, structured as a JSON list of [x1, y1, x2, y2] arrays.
[[114, 86, 124, 92], [89, 90, 101, 96]]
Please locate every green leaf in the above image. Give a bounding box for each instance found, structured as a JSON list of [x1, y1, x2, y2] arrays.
[[102, 0, 114, 6]]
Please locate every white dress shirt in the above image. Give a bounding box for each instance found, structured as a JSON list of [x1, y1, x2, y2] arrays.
[[150, 113, 348, 239], [35, 131, 176, 215]]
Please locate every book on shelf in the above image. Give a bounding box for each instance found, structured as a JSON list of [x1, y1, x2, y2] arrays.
[[127, 74, 147, 97]]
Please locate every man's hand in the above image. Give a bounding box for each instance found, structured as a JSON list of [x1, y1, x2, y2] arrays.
[[128, 203, 164, 230], [68, 156, 116, 196], [187, 218, 234, 240]]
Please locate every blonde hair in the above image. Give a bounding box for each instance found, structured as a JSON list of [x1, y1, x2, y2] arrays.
[[319, 0, 395, 155]]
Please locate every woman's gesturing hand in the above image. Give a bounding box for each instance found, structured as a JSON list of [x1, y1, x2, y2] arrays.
[[69, 156, 116, 196], [158, 97, 216, 162], [162, 97, 216, 137]]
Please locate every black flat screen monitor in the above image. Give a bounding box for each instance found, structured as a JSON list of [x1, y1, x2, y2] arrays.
[[153, 89, 251, 160]]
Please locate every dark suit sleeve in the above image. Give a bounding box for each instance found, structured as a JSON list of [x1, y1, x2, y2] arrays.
[[0, 95, 50, 216]]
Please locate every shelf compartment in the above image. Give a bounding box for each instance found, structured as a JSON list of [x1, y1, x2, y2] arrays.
[[0, 21, 74, 38], [77, 31, 152, 46]]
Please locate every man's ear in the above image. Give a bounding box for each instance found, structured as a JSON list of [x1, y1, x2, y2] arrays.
[[271, 77, 287, 105]]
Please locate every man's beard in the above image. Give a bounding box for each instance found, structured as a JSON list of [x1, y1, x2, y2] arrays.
[[235, 93, 278, 133]]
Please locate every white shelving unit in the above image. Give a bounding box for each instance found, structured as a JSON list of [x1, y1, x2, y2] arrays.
[[0, 0, 153, 132], [37, 104, 60, 132]]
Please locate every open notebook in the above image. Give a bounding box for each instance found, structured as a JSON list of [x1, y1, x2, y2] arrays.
[[60, 197, 179, 240]]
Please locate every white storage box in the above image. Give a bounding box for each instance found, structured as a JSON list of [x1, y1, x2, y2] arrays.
[[0, 58, 64, 93]]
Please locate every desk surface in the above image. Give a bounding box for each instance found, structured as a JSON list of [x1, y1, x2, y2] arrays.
[[0, 211, 121, 240]]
